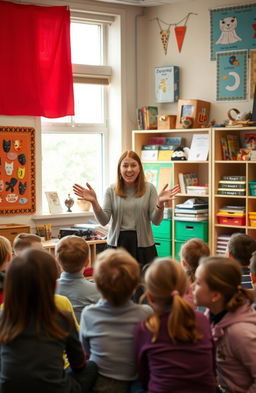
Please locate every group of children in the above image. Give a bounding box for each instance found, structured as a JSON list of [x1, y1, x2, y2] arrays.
[[0, 231, 255, 393]]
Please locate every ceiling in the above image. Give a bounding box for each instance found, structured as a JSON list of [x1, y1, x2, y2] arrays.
[[95, 0, 189, 7]]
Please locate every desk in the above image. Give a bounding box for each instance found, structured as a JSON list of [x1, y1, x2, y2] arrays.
[[42, 239, 107, 266]]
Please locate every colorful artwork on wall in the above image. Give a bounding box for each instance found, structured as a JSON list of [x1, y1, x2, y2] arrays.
[[0, 127, 36, 215], [210, 3, 256, 61], [216, 50, 248, 102]]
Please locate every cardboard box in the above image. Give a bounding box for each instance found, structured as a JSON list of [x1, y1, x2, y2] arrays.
[[158, 114, 176, 129], [155, 66, 179, 103], [176, 99, 211, 129]]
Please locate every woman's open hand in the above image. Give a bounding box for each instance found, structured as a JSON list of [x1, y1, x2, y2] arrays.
[[158, 184, 180, 206], [73, 183, 97, 204]]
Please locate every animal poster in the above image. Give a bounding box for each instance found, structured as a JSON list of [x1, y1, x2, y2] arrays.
[[0, 127, 36, 215], [216, 50, 248, 101], [210, 3, 256, 61]]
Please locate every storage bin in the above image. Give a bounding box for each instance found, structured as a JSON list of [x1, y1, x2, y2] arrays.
[[155, 239, 172, 257], [175, 240, 186, 261], [175, 220, 208, 241], [249, 212, 256, 227], [217, 213, 246, 226], [152, 219, 172, 240], [249, 181, 256, 196]]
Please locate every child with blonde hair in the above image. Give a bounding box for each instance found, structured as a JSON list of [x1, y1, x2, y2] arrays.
[[0, 236, 12, 304], [56, 236, 100, 323], [193, 256, 256, 393], [134, 258, 216, 393], [180, 238, 210, 308], [80, 248, 152, 393]]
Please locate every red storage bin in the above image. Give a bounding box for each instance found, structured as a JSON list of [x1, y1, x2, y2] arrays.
[[217, 213, 246, 226]]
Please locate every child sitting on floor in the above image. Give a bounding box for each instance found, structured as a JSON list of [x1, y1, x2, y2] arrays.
[[134, 257, 216, 393], [0, 248, 97, 393], [79, 248, 152, 393], [56, 236, 100, 323], [13, 233, 42, 256], [193, 256, 256, 393], [180, 238, 210, 309], [0, 236, 12, 304]]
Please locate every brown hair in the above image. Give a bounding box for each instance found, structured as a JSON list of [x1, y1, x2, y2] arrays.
[[145, 258, 201, 344], [13, 233, 42, 255], [93, 248, 140, 306], [227, 233, 256, 267], [250, 251, 256, 275], [180, 238, 210, 282], [115, 150, 146, 197], [0, 236, 12, 269], [55, 236, 89, 273], [0, 248, 70, 343], [200, 256, 254, 312]]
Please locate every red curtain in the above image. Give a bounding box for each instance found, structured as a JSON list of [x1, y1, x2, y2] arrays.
[[0, 1, 74, 118]]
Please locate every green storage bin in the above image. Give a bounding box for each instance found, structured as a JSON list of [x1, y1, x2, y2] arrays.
[[155, 238, 172, 257], [175, 240, 186, 261], [152, 219, 172, 240], [175, 220, 208, 242]]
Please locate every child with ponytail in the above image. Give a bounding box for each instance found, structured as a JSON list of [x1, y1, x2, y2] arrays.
[[134, 257, 216, 393], [193, 256, 256, 393]]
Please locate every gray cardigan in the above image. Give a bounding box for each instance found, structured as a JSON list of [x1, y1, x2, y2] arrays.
[[94, 182, 163, 247]]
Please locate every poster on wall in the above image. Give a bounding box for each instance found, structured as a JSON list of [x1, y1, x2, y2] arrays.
[[216, 50, 248, 102], [210, 3, 256, 61], [250, 49, 256, 99], [155, 66, 179, 103], [0, 127, 36, 215]]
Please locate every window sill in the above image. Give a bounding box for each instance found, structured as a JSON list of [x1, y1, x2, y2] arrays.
[[32, 211, 94, 221]]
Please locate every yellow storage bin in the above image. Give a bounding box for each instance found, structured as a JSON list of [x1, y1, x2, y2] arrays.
[[249, 212, 256, 227]]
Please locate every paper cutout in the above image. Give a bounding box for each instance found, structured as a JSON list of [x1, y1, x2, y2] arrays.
[[175, 26, 186, 52], [160, 28, 170, 55]]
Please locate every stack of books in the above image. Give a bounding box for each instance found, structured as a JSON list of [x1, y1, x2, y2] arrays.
[[216, 234, 231, 256], [137, 106, 158, 130], [141, 137, 182, 161], [221, 134, 240, 160], [217, 175, 246, 196], [174, 198, 208, 222]]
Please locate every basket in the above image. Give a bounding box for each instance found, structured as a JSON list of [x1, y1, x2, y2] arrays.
[[249, 181, 256, 196]]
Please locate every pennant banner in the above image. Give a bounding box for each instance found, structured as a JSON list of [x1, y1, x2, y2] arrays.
[[174, 26, 186, 53], [160, 29, 170, 55]]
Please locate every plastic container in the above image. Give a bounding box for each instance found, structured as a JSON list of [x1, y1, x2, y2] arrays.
[[155, 239, 172, 257], [249, 212, 256, 227], [175, 220, 208, 241], [249, 181, 256, 196], [152, 219, 172, 240], [217, 212, 246, 226]]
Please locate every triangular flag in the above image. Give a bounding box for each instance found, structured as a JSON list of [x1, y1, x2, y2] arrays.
[[160, 29, 170, 55], [174, 26, 186, 52]]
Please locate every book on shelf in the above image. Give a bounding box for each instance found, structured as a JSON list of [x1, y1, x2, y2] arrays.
[[178, 173, 199, 193], [221, 135, 230, 160], [186, 186, 208, 195], [218, 182, 246, 189], [221, 175, 246, 181], [188, 134, 209, 161], [137, 106, 158, 130], [219, 205, 245, 213], [227, 134, 240, 160], [141, 145, 159, 161], [165, 136, 183, 146], [217, 189, 246, 196], [175, 208, 208, 214], [148, 136, 166, 145], [176, 198, 208, 209], [158, 145, 175, 161], [175, 213, 208, 218], [174, 216, 208, 222]]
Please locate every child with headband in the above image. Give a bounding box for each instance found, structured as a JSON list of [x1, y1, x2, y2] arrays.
[[134, 258, 216, 393], [194, 256, 256, 393]]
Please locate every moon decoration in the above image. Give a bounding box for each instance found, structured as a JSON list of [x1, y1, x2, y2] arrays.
[[225, 71, 240, 91]]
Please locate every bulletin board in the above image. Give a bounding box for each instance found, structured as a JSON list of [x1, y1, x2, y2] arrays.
[[0, 126, 36, 215]]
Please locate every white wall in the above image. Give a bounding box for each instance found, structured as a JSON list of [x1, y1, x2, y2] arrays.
[[137, 0, 255, 124]]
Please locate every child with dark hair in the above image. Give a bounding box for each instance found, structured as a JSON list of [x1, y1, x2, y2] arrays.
[[250, 251, 256, 292], [0, 248, 97, 393], [227, 233, 256, 289], [80, 248, 152, 393], [134, 257, 216, 393], [193, 256, 256, 393], [180, 238, 210, 309], [0, 236, 12, 304], [56, 236, 100, 323]]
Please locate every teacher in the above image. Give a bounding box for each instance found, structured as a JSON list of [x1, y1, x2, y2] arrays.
[[73, 150, 179, 267]]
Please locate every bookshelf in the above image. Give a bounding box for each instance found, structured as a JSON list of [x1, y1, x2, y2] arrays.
[[212, 126, 256, 253], [132, 128, 212, 258]]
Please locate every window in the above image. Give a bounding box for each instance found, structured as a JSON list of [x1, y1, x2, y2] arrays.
[[41, 19, 111, 213]]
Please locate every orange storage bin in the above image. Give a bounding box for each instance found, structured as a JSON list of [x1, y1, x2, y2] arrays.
[[249, 212, 256, 227], [217, 212, 246, 226]]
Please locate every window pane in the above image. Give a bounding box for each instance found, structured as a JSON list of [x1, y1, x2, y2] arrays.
[[42, 133, 102, 213], [71, 22, 102, 65], [74, 83, 103, 123]]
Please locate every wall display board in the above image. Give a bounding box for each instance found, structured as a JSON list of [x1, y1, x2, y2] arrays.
[[0, 127, 36, 215]]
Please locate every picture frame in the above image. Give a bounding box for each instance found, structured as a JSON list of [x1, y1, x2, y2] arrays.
[[45, 191, 63, 214]]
